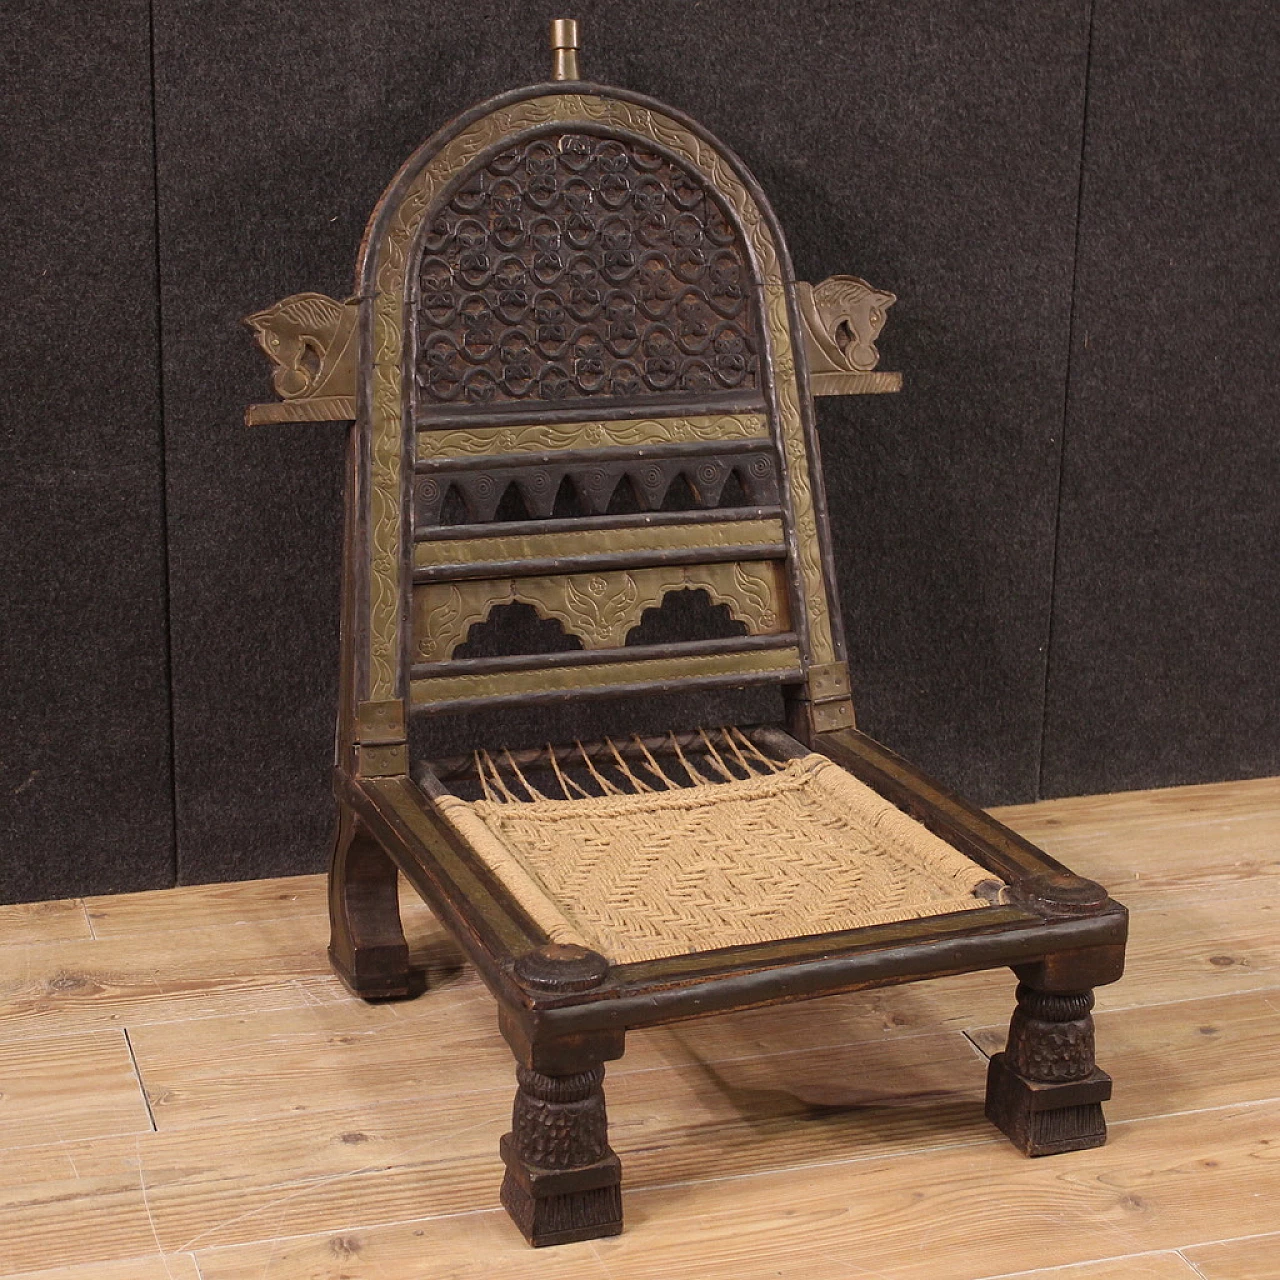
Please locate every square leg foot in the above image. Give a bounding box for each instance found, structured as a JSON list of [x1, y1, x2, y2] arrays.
[[500, 1139, 622, 1246], [327, 945, 422, 1001], [985, 1052, 1111, 1156]]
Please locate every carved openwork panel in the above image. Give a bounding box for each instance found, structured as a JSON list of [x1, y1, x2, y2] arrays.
[[413, 132, 762, 410], [413, 450, 778, 525], [412, 561, 789, 665]]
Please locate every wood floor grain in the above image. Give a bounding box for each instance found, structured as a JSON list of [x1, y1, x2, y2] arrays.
[[1, 774, 1278, 1279]]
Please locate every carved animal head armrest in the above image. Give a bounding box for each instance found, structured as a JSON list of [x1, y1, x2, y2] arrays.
[[243, 292, 358, 425], [242, 274, 902, 424], [796, 275, 903, 397]]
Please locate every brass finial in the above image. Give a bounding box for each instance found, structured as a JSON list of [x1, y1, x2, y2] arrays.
[[550, 18, 580, 81]]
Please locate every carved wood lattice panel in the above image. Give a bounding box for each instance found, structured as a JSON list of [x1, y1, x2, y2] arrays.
[[414, 132, 762, 408]]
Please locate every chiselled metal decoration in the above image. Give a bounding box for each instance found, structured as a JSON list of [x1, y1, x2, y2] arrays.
[[413, 517, 786, 571], [412, 560, 789, 663], [795, 275, 902, 396], [414, 132, 761, 409], [244, 20, 1129, 1254], [243, 292, 357, 423], [415, 412, 766, 459]]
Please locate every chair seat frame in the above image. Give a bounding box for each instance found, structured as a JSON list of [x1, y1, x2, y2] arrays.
[[331, 723, 1126, 1246]]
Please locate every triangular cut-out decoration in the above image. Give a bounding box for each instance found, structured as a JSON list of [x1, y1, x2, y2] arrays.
[[605, 474, 643, 516], [660, 472, 698, 512], [552, 475, 586, 519], [493, 481, 533, 522], [717, 468, 749, 508], [438, 484, 471, 526]]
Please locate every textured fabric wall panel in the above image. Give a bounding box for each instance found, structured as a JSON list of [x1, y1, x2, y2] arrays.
[[760, 3, 1089, 804], [0, 2, 173, 903], [1042, 1, 1280, 796], [154, 0, 1087, 887]]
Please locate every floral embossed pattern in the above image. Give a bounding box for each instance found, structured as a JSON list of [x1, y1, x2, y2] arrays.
[[414, 132, 762, 407]]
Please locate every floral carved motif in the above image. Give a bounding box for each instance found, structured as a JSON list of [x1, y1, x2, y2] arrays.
[[413, 561, 788, 663]]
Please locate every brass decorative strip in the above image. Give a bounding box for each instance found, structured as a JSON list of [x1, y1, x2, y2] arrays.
[[417, 505, 783, 544], [245, 396, 356, 425], [812, 371, 903, 397], [410, 645, 802, 705], [415, 413, 768, 460], [411, 633, 796, 681], [413, 517, 785, 570], [416, 391, 765, 431], [413, 544, 787, 586], [412, 561, 790, 663]]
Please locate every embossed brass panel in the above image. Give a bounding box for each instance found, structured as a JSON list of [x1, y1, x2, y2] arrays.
[[410, 644, 801, 706], [413, 560, 789, 663], [356, 742, 410, 776], [242, 36, 1132, 1255], [413, 517, 785, 570], [416, 414, 767, 460], [356, 698, 407, 744], [810, 698, 856, 733]]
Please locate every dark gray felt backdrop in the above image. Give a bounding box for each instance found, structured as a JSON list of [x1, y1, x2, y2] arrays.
[[3, 1, 1277, 903]]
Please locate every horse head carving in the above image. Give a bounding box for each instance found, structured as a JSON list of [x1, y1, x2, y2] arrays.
[[796, 275, 897, 376], [243, 292, 358, 400]]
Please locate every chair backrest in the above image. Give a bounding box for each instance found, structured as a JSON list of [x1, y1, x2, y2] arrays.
[[336, 79, 854, 775]]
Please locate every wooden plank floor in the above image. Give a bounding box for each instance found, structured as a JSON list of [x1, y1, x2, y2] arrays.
[[1, 776, 1278, 1279]]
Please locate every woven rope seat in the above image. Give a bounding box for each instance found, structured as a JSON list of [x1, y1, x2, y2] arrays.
[[433, 730, 997, 964]]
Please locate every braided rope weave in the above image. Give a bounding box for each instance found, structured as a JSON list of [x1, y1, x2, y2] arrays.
[[434, 746, 996, 964]]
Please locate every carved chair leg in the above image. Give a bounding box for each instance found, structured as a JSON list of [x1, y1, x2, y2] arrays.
[[985, 981, 1112, 1156], [327, 803, 418, 1000], [500, 1059, 623, 1247]]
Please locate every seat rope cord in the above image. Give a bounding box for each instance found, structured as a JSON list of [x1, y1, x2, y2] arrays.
[[476, 728, 791, 804]]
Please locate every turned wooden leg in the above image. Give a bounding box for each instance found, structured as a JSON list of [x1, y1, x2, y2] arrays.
[[498, 944, 623, 1247], [327, 803, 418, 1000], [500, 1060, 623, 1247], [985, 981, 1111, 1156]]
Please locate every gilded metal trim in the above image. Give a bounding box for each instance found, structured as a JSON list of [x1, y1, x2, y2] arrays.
[[360, 92, 840, 700], [413, 517, 785, 569], [356, 742, 410, 776], [811, 699, 856, 733], [810, 372, 903, 397], [415, 413, 768, 460], [245, 396, 357, 426], [413, 560, 789, 663], [409, 645, 801, 705], [807, 660, 852, 702], [356, 698, 407, 744]]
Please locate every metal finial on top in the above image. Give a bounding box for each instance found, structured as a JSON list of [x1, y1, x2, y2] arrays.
[[550, 18, 580, 81]]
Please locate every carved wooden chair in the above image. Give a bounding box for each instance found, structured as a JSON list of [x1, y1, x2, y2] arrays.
[[246, 22, 1127, 1248]]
